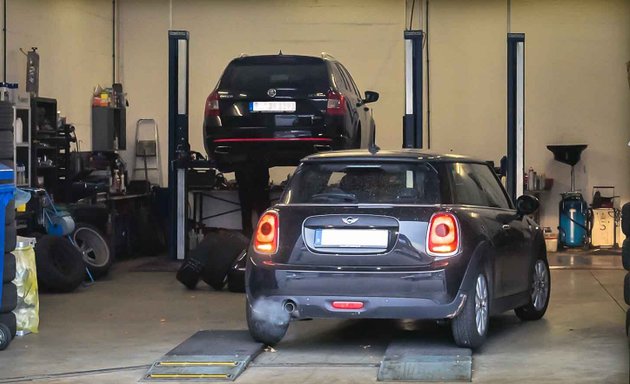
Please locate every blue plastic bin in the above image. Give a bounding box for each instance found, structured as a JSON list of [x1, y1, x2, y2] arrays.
[[0, 163, 15, 314]]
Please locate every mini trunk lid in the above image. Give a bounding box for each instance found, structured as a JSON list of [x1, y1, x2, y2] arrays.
[[274, 205, 438, 268]]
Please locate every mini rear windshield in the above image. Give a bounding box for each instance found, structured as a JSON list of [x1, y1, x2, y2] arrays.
[[283, 162, 446, 205], [220, 62, 329, 93]]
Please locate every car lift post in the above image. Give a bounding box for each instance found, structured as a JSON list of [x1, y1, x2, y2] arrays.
[[507, 33, 525, 202], [168, 30, 189, 260], [403, 30, 424, 149]]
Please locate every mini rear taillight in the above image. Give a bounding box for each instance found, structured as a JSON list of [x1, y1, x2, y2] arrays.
[[254, 211, 279, 254], [204, 91, 220, 117], [427, 212, 459, 256], [326, 90, 346, 116], [332, 301, 364, 310]]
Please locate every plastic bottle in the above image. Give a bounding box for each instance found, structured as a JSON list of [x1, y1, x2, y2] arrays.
[[15, 117, 23, 143]]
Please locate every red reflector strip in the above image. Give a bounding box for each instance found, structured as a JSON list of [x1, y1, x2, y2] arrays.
[[214, 138, 333, 143], [332, 301, 364, 310]]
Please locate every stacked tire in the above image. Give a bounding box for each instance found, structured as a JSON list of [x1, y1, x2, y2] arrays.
[[0, 100, 16, 350], [177, 230, 249, 291], [622, 203, 630, 337]]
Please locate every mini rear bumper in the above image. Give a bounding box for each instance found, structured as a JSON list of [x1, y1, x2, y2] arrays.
[[247, 293, 468, 320], [247, 265, 468, 320]]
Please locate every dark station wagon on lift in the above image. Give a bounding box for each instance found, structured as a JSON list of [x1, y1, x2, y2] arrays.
[[203, 53, 379, 171], [245, 149, 551, 349]]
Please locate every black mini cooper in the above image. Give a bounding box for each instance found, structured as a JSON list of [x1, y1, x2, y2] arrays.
[[246, 149, 550, 349]]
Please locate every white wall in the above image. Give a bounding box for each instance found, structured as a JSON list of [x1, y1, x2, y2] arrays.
[[39, 0, 627, 234], [2, 0, 113, 150]]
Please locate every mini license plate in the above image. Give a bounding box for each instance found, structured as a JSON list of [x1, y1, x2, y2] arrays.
[[314, 229, 389, 248], [250, 101, 296, 113]]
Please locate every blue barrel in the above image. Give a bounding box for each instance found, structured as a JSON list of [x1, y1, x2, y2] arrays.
[[559, 192, 588, 247], [0, 164, 15, 315]]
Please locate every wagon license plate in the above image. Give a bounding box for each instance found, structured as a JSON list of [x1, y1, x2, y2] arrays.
[[315, 229, 389, 248], [250, 101, 296, 113]]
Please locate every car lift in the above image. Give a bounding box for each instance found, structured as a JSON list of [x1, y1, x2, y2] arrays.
[[154, 29, 472, 382]]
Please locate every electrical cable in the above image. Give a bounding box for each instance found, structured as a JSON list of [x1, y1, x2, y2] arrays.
[[3, 0, 6, 83], [426, 0, 431, 149], [408, 0, 416, 30]]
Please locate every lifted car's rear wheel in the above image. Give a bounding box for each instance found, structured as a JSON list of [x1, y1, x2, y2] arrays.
[[515, 256, 550, 321], [246, 298, 289, 346], [452, 273, 489, 349]]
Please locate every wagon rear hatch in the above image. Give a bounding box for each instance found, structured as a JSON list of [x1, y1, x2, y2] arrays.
[[208, 55, 329, 135]]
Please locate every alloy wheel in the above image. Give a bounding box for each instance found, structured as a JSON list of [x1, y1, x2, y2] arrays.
[[475, 274, 489, 336], [532, 260, 549, 311]]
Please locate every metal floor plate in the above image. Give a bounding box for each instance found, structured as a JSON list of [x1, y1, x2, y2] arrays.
[[143, 330, 264, 382], [378, 339, 472, 382]]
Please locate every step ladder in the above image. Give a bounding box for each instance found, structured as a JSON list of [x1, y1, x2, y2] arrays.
[[133, 119, 162, 185]]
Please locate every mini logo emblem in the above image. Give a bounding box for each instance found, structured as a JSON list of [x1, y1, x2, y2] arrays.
[[342, 217, 359, 225], [267, 88, 277, 97]]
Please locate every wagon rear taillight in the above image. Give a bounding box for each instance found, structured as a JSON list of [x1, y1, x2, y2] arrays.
[[254, 211, 279, 254], [427, 212, 459, 256]]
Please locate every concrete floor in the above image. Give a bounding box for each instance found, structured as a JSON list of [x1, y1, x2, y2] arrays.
[[0, 258, 627, 384]]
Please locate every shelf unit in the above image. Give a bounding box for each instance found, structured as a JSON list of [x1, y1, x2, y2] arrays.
[[12, 97, 73, 201], [13, 99, 32, 188]]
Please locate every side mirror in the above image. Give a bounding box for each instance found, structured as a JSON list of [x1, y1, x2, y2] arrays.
[[516, 194, 540, 216], [363, 91, 379, 104]]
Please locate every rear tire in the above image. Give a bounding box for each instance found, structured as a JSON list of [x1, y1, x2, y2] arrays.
[[622, 203, 630, 237], [0, 312, 16, 338], [515, 253, 551, 321], [0, 323, 11, 351], [0, 282, 17, 312], [451, 273, 489, 349], [246, 297, 289, 346], [623, 239, 630, 271], [35, 235, 85, 293], [2, 253, 15, 283]]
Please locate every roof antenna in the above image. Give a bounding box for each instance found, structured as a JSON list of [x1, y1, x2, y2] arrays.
[[368, 142, 380, 155], [278, 49, 283, 55], [368, 127, 379, 154]]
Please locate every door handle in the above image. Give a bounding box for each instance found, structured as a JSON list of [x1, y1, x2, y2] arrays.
[[502, 224, 511, 230]]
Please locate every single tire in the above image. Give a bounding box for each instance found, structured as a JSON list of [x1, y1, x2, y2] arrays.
[[200, 230, 250, 291], [515, 254, 551, 321], [0, 311, 16, 337], [0, 131, 13, 160], [5, 222, 16, 253], [622, 203, 630, 237], [452, 272, 489, 349], [35, 235, 85, 293], [5, 199, 14, 224], [625, 273, 630, 306], [0, 282, 17, 312], [0, 323, 11, 351], [246, 297, 289, 346], [176, 257, 203, 290], [623, 239, 630, 271], [72, 223, 112, 279], [227, 251, 247, 293], [3, 253, 15, 283]]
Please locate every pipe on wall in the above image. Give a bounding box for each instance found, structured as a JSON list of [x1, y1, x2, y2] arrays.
[[425, 0, 430, 149], [112, 0, 116, 83]]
